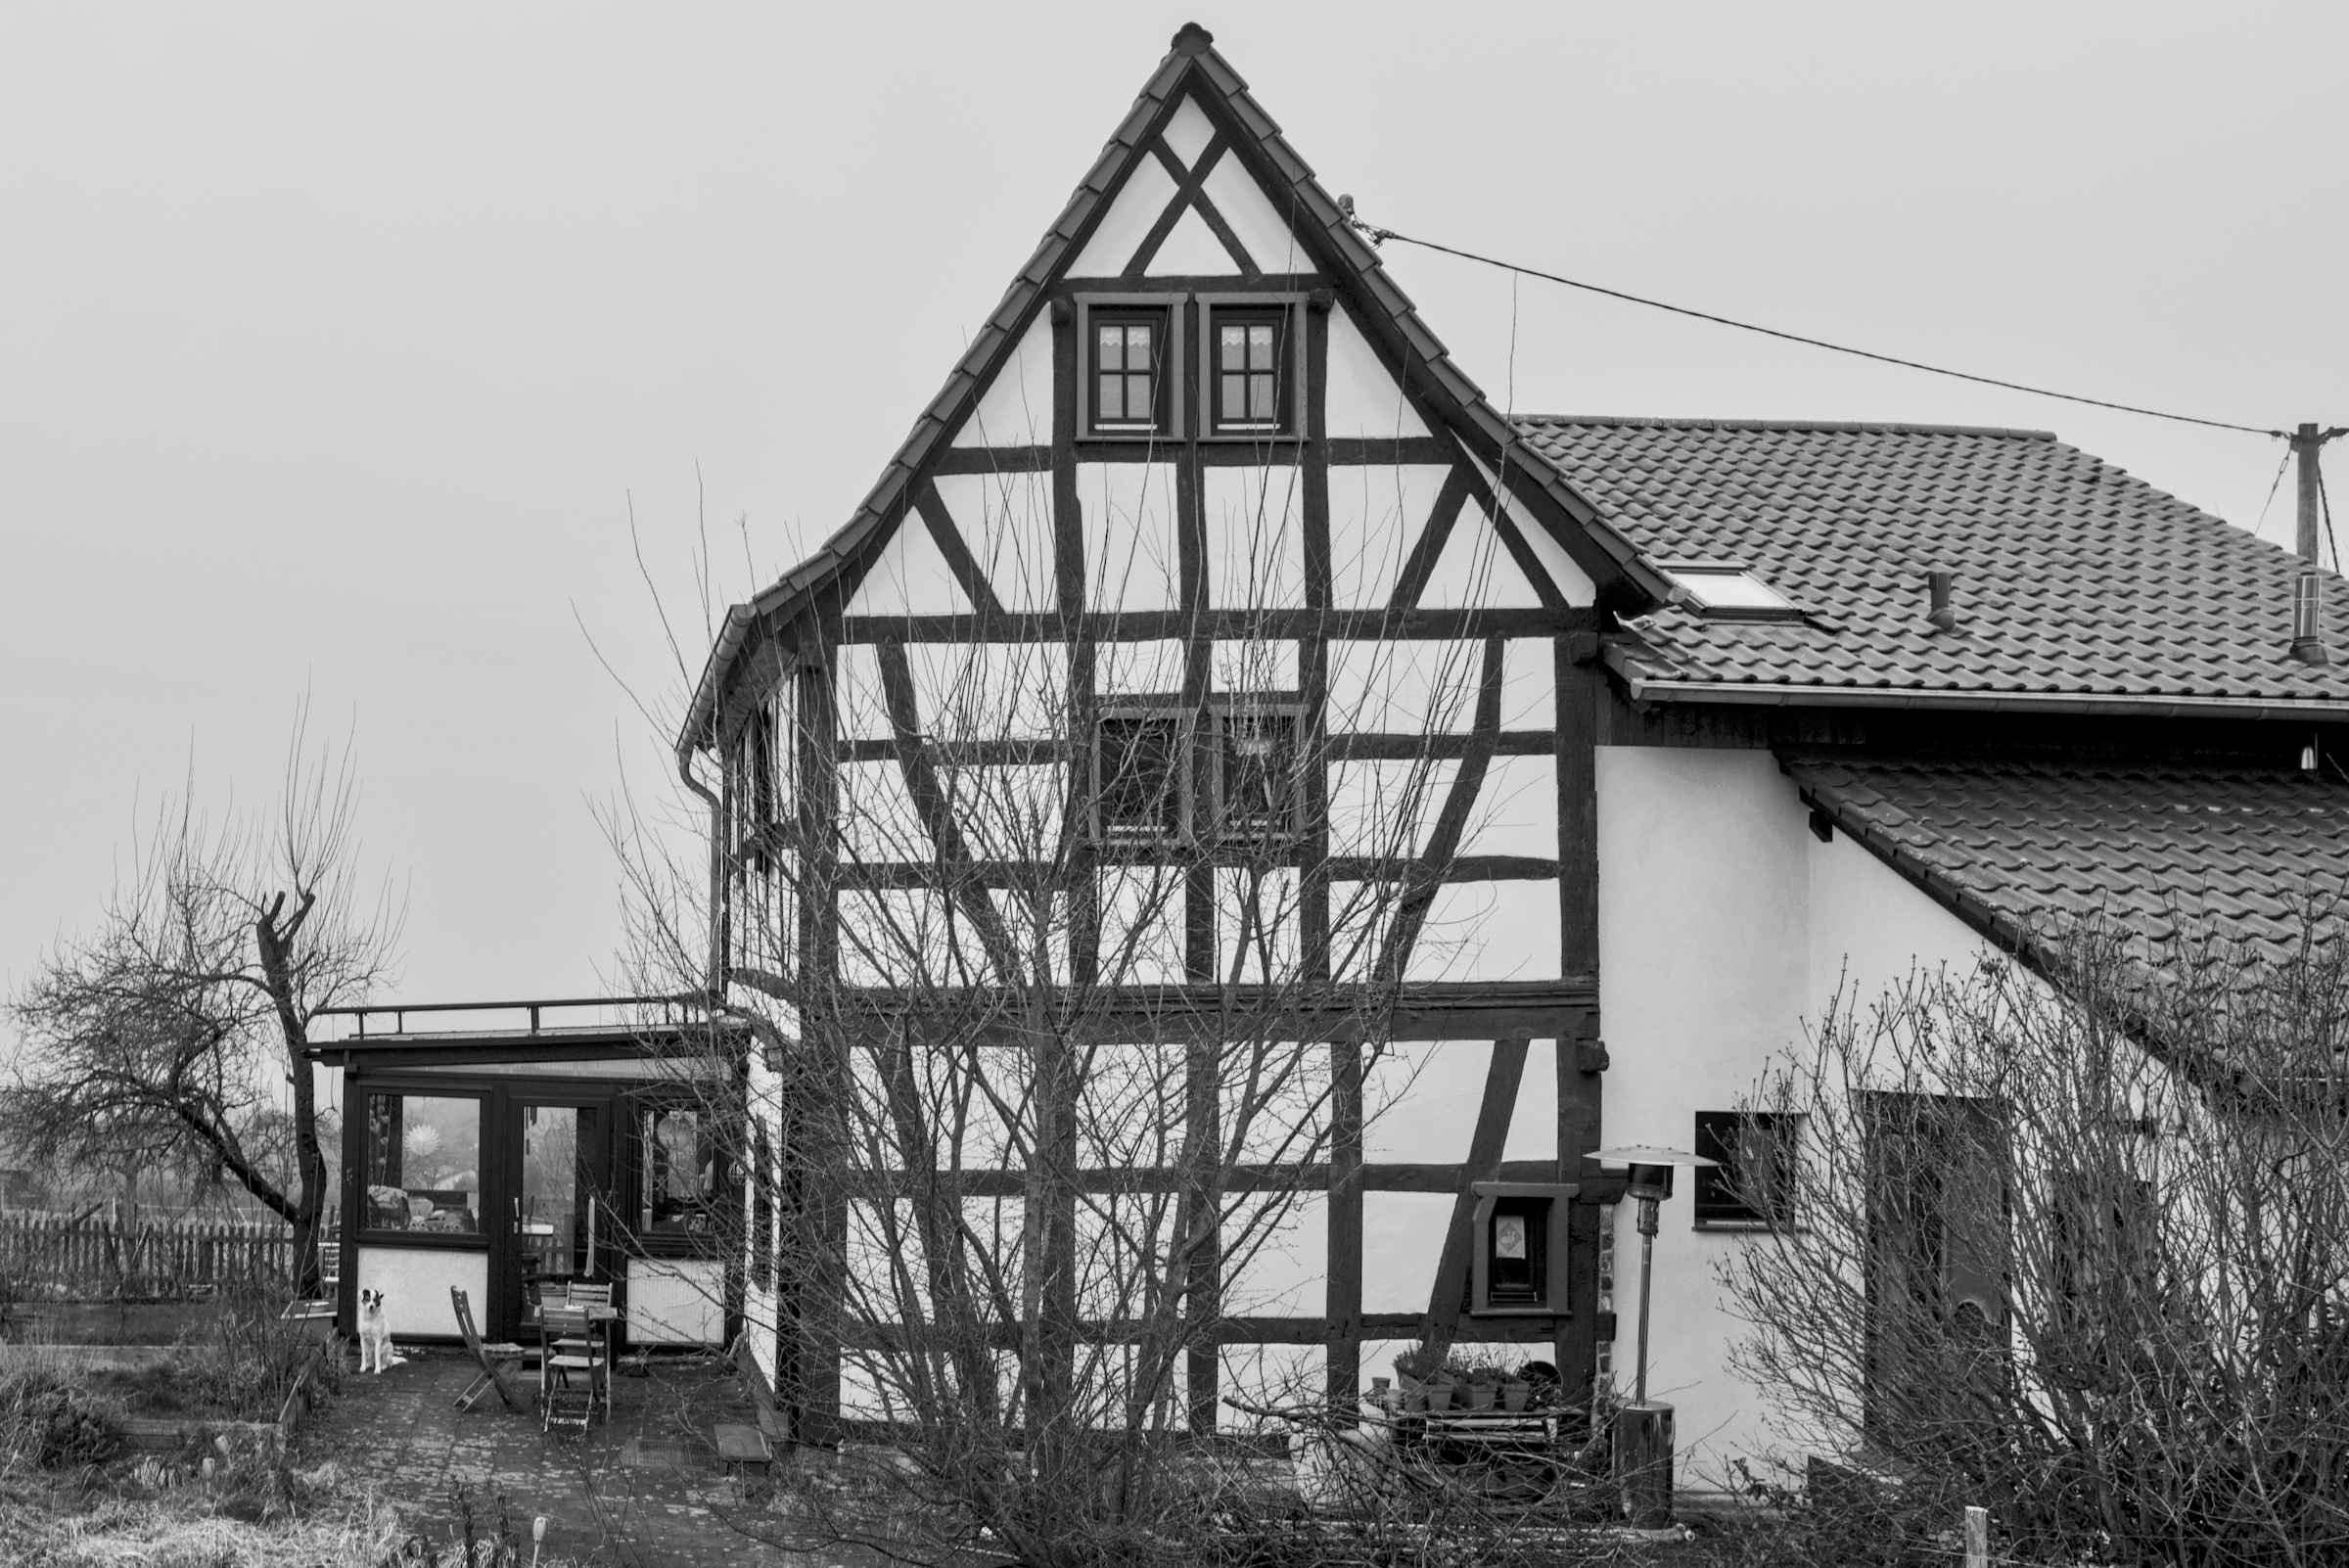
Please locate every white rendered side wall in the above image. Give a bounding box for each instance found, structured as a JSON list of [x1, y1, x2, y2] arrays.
[[1594, 746, 1989, 1484]]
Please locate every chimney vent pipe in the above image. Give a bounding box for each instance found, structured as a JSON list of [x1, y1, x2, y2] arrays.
[[1926, 571, 1958, 634]]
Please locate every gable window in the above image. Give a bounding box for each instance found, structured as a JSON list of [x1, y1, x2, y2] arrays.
[[1078, 298, 1179, 438], [1214, 311, 1285, 430], [1199, 297, 1305, 439], [1657, 562, 1804, 622], [1093, 708, 1188, 845], [1693, 1110, 1798, 1229], [1216, 705, 1303, 842]]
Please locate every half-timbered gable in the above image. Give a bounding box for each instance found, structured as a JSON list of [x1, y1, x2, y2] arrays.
[[681, 23, 1681, 1442]]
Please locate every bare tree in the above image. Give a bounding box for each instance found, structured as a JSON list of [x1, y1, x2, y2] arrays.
[[1719, 912, 2349, 1568], [4, 718, 400, 1294], [611, 475, 1558, 1567]]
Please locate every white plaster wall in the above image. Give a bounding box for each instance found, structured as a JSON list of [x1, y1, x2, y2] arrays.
[[1067, 158, 1179, 277], [356, 1246, 489, 1341], [951, 316, 1054, 449], [1324, 306, 1428, 439], [1594, 745, 1989, 1485]]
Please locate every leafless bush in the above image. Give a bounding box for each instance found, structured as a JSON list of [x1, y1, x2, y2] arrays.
[[1719, 912, 2349, 1567]]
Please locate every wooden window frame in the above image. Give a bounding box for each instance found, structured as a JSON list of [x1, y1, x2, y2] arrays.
[[1693, 1109, 1800, 1230], [1090, 704, 1194, 848], [1210, 698, 1308, 845], [1468, 1179, 1577, 1317], [1196, 295, 1308, 442], [354, 1087, 490, 1248], [1076, 294, 1184, 441]]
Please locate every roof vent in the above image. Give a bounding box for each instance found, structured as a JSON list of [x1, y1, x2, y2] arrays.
[[1926, 570, 1959, 634], [2292, 570, 2330, 666]]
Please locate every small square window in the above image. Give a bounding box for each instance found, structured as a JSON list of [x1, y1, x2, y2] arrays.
[[1094, 710, 1188, 844], [1694, 1110, 1798, 1228], [1087, 309, 1172, 437], [1217, 706, 1302, 842], [1200, 300, 1300, 438], [1212, 309, 1287, 432], [1657, 563, 1803, 621]]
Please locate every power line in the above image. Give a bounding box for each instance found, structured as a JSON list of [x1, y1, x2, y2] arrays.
[[1343, 212, 2287, 439]]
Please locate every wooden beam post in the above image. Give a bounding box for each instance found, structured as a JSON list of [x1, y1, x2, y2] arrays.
[[1416, 1038, 1529, 1360]]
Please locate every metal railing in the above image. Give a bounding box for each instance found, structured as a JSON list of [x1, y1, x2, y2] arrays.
[[312, 992, 717, 1040]]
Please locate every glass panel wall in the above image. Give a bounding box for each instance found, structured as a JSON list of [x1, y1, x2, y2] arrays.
[[363, 1094, 484, 1233]]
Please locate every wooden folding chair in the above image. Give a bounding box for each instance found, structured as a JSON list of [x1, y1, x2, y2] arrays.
[[539, 1304, 608, 1433], [450, 1286, 536, 1414]]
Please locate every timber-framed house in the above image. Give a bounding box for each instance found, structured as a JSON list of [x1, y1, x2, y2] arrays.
[[674, 23, 2349, 1478]]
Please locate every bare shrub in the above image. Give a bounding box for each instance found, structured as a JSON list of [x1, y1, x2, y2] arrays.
[[1720, 914, 2349, 1567]]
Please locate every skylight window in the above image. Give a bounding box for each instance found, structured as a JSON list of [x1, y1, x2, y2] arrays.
[[1657, 563, 1804, 620]]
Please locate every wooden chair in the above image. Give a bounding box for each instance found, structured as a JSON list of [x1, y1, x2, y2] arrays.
[[450, 1287, 536, 1414], [555, 1280, 609, 1359], [539, 1304, 608, 1433]]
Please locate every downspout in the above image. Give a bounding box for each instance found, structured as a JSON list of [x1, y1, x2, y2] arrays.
[[676, 741, 727, 1002]]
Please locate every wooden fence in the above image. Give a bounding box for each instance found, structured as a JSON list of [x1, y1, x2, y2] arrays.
[[0, 1212, 295, 1299]]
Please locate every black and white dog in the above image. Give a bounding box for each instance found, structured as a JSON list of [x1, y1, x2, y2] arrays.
[[356, 1287, 402, 1373]]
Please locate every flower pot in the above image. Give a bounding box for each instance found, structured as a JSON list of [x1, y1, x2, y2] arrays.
[[1396, 1373, 1425, 1412], [1501, 1380, 1532, 1413], [1463, 1381, 1497, 1412], [1424, 1380, 1454, 1412]]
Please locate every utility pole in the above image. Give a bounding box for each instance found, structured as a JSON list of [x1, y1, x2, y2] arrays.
[[2289, 423, 2348, 666]]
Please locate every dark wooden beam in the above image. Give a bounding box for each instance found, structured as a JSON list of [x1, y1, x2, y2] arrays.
[[838, 1157, 1576, 1200], [832, 607, 1597, 644], [1376, 637, 1504, 980], [1418, 1038, 1531, 1360], [822, 978, 1595, 1046], [831, 853, 1558, 890], [912, 482, 1008, 618], [836, 1311, 1588, 1352]]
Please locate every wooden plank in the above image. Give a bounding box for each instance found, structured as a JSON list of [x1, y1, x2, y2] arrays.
[[1417, 1038, 1530, 1358], [833, 607, 1596, 644]]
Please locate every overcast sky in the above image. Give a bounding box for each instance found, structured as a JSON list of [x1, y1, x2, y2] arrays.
[[3, 3, 2343, 1009]]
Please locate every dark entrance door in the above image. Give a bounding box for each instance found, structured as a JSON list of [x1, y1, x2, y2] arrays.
[[498, 1093, 617, 1338]]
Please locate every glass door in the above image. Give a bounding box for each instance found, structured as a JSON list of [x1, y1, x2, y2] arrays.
[[502, 1096, 614, 1336]]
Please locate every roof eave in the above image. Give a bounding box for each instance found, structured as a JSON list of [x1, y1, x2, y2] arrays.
[[1622, 672, 2349, 723]]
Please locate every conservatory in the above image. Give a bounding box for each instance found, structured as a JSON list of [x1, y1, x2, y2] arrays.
[[304, 998, 748, 1349]]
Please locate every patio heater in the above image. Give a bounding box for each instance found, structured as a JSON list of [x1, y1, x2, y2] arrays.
[[1588, 1145, 1716, 1530]]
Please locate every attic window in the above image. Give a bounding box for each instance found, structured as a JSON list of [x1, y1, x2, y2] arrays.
[[1658, 563, 1803, 621], [1077, 296, 1182, 440]]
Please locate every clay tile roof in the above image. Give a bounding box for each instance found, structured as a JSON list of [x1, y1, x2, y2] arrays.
[[1512, 416, 2349, 711], [1783, 752, 2349, 967]]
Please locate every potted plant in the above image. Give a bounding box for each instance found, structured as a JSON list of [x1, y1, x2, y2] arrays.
[[1392, 1341, 1441, 1412], [1500, 1359, 1534, 1412], [1460, 1359, 1499, 1412]]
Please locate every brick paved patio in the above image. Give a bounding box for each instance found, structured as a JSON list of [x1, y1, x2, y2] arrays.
[[304, 1347, 872, 1567]]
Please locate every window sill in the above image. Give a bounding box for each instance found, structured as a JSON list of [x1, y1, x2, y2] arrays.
[[1692, 1219, 1795, 1234]]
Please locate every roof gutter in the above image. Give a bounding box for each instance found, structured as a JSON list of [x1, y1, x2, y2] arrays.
[[1623, 669, 2349, 722]]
